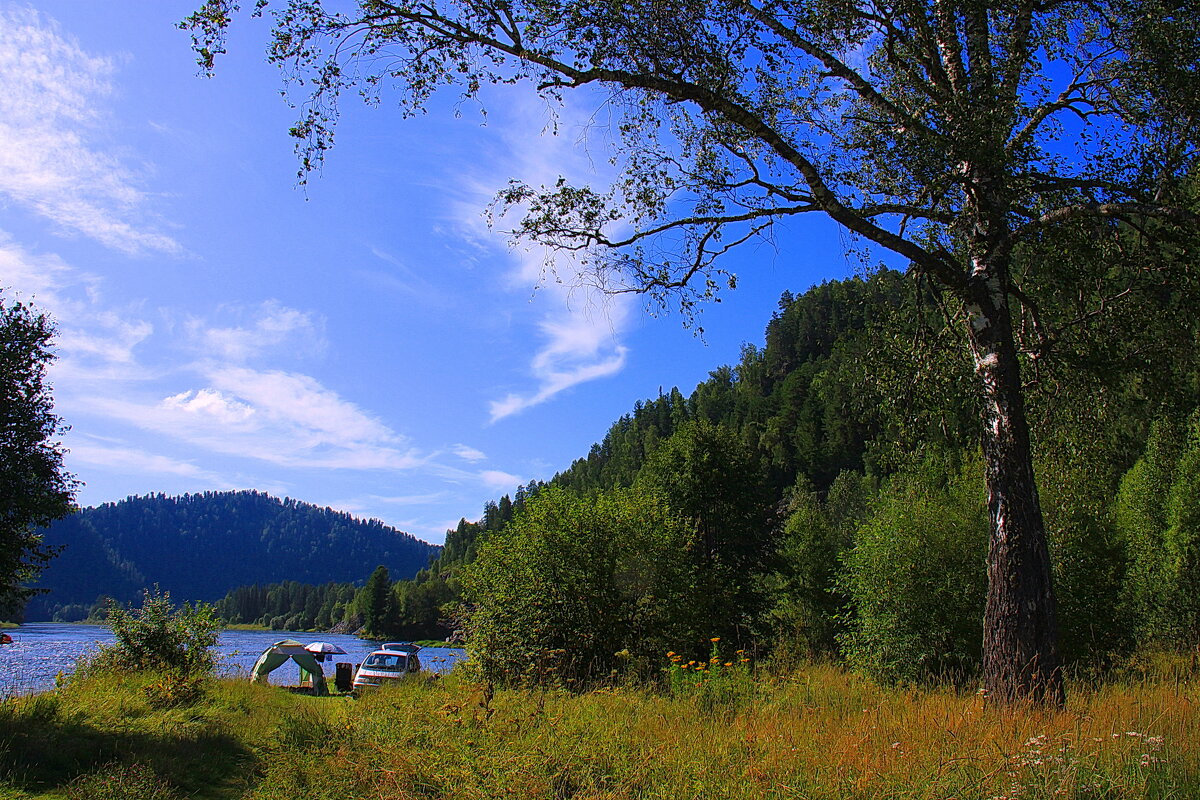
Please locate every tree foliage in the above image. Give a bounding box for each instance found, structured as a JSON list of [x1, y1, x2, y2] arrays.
[[839, 452, 989, 686], [459, 486, 703, 685], [88, 588, 221, 676], [635, 419, 777, 641], [0, 295, 76, 611], [1115, 411, 1200, 649], [92, 262, 1198, 689], [214, 579, 358, 631], [767, 470, 872, 660], [360, 564, 399, 638]]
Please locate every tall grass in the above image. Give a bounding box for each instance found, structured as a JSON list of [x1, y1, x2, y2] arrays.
[[0, 660, 1195, 799]]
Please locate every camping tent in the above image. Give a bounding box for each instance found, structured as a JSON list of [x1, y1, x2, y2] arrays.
[[250, 639, 329, 695]]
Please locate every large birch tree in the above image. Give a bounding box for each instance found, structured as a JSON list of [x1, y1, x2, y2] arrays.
[[185, 0, 1200, 704]]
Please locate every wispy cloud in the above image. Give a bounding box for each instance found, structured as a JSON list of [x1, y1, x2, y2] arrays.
[[186, 301, 325, 362], [68, 440, 233, 485], [367, 492, 456, 507], [480, 469, 523, 491], [452, 444, 487, 463], [83, 365, 426, 471], [0, 231, 77, 300], [446, 90, 639, 420], [2, 233, 425, 474], [489, 341, 629, 421], [0, 5, 179, 254], [0, 232, 158, 383], [356, 246, 448, 306], [56, 312, 154, 369]]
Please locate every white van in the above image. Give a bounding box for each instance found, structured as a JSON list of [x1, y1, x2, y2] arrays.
[[351, 643, 421, 692]]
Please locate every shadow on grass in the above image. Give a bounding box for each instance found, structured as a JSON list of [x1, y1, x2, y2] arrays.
[[0, 692, 254, 799]]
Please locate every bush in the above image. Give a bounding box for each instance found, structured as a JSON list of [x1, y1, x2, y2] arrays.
[[87, 588, 220, 676], [143, 673, 205, 709], [459, 487, 703, 686], [839, 451, 988, 685]]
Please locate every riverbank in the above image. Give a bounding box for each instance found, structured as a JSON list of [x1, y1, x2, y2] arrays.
[[1, 661, 1196, 799], [0, 623, 466, 697]]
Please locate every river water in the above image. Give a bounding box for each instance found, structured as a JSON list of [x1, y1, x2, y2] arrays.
[[0, 623, 467, 696]]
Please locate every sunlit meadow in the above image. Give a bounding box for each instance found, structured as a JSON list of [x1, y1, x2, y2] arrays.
[[1, 653, 1197, 799]]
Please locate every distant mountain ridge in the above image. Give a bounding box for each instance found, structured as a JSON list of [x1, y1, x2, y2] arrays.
[[24, 490, 440, 621]]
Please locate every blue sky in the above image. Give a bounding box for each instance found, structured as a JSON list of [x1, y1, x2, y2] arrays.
[[2, 2, 858, 545]]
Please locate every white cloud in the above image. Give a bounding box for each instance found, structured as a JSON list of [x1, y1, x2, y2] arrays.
[[0, 231, 77, 301], [206, 366, 395, 446], [162, 388, 257, 427], [56, 312, 153, 367], [445, 90, 639, 421], [358, 246, 447, 305], [367, 492, 455, 507], [489, 345, 628, 421], [480, 469, 522, 491], [489, 304, 631, 420], [0, 5, 179, 253], [452, 443, 487, 462], [0, 233, 158, 383], [79, 364, 425, 472], [0, 235, 428, 476], [186, 301, 323, 362], [67, 440, 231, 485]]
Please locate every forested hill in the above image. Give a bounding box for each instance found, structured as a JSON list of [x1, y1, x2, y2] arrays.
[[174, 260, 1200, 683], [24, 491, 439, 621], [440, 269, 967, 565], [423, 261, 1198, 680]]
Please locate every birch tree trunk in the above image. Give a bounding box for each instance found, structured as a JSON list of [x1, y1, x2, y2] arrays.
[[964, 258, 1065, 706]]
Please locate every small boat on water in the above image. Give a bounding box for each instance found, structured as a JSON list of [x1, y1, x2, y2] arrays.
[[0, 633, 13, 644]]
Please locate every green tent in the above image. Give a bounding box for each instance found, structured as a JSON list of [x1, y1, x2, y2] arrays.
[[250, 639, 329, 695]]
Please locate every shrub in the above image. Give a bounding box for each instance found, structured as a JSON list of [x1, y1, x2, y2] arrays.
[[88, 588, 220, 676], [839, 451, 988, 685], [459, 487, 702, 686], [143, 673, 205, 709]]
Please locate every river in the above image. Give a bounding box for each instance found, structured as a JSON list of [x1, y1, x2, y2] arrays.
[[0, 623, 467, 696]]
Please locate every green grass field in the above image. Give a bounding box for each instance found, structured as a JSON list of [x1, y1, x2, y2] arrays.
[[1, 660, 1196, 799]]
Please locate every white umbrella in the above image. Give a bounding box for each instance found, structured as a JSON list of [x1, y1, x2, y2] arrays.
[[304, 641, 348, 661]]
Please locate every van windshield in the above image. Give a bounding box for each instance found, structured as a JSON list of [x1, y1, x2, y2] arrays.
[[363, 653, 408, 671]]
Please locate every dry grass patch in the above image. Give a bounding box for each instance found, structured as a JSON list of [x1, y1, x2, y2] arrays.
[[2, 663, 1196, 799]]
